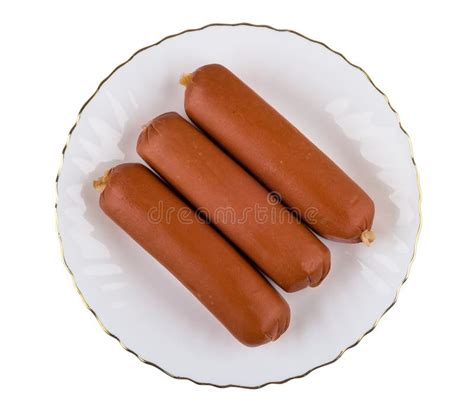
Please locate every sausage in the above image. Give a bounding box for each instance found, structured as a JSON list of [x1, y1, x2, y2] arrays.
[[180, 64, 376, 245], [93, 163, 290, 346], [137, 113, 330, 292]]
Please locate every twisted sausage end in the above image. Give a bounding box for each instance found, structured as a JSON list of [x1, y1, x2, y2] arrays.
[[179, 72, 192, 87], [361, 229, 376, 246], [93, 169, 111, 193]]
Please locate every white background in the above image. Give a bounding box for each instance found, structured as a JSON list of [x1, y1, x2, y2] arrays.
[[1, 1, 472, 412]]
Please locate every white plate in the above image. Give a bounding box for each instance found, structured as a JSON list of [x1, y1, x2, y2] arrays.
[[56, 23, 421, 388]]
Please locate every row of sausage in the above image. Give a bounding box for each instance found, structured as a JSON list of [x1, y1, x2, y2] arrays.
[[94, 64, 375, 346]]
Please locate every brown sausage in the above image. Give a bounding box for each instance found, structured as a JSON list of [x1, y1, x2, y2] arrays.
[[94, 163, 290, 346], [137, 113, 330, 292], [181, 64, 375, 245]]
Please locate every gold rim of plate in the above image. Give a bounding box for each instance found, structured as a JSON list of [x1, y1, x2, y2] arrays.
[[54, 22, 422, 389]]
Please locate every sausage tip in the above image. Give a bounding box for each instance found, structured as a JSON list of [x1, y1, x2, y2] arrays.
[[361, 229, 376, 246], [93, 169, 111, 193], [179, 72, 192, 87]]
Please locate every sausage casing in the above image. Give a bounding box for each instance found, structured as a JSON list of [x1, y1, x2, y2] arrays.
[[95, 163, 290, 346], [137, 113, 330, 292], [182, 64, 375, 244]]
